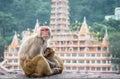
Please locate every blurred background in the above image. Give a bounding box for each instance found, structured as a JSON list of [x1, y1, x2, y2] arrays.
[[0, 0, 120, 74]]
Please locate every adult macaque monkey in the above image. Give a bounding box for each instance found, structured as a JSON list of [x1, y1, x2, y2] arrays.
[[19, 26, 51, 76]]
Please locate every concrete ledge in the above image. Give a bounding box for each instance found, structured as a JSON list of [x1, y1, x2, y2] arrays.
[[0, 73, 120, 79]]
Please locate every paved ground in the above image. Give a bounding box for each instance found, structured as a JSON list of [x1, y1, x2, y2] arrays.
[[0, 72, 120, 79]]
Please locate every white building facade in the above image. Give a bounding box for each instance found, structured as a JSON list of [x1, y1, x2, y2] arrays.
[[105, 7, 120, 20]]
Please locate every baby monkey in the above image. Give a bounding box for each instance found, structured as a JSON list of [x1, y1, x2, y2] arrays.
[[44, 47, 60, 68]]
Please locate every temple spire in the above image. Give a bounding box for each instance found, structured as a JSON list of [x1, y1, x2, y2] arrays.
[[79, 17, 90, 35], [9, 32, 19, 48], [34, 19, 40, 33], [102, 26, 108, 46]]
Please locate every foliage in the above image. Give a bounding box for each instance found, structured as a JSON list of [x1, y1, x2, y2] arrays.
[[0, 36, 6, 61], [103, 19, 120, 32], [109, 33, 120, 65], [0, 12, 17, 37], [69, 0, 120, 24], [102, 19, 120, 65], [69, 21, 82, 31], [0, 0, 51, 56]]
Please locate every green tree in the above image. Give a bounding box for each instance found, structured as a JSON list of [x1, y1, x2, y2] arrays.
[[92, 23, 106, 41], [0, 0, 51, 55], [69, 0, 120, 24], [69, 21, 82, 31], [109, 33, 120, 73], [0, 12, 17, 37], [10, 0, 50, 30], [0, 36, 6, 61], [103, 19, 120, 32]]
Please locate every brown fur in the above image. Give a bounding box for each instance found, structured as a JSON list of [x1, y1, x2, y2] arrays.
[[21, 54, 63, 77], [54, 55, 64, 73], [23, 47, 64, 77], [19, 26, 53, 77], [44, 47, 64, 74], [22, 55, 53, 77]]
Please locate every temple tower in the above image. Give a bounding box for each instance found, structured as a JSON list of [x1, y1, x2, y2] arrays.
[[50, 0, 70, 33]]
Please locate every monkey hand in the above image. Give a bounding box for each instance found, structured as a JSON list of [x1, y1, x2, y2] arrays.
[[46, 59, 56, 68], [52, 68, 61, 74], [49, 62, 57, 68]]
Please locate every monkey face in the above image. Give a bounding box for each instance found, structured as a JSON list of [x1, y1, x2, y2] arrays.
[[44, 48, 55, 57], [41, 28, 49, 37], [36, 26, 51, 40], [40, 26, 51, 40]]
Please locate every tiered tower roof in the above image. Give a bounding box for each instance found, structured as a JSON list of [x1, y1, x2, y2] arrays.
[[102, 27, 109, 47], [9, 32, 20, 48], [79, 17, 90, 35]]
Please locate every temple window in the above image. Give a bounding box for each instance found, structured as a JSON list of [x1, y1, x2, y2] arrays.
[[14, 66, 18, 69], [91, 53, 95, 57], [102, 54, 107, 57], [72, 60, 77, 63], [96, 54, 101, 57], [14, 59, 18, 63], [86, 53, 90, 57], [97, 67, 101, 71], [102, 67, 106, 71], [72, 67, 77, 70], [9, 54, 13, 57], [73, 35, 78, 39], [86, 67, 90, 70], [66, 66, 71, 70], [91, 67, 95, 71], [60, 53, 64, 57], [91, 60, 95, 63], [66, 53, 71, 57], [14, 54, 17, 57], [8, 60, 12, 63], [72, 53, 77, 57], [86, 60, 90, 64], [66, 60, 71, 63], [89, 47, 96, 51], [85, 47, 89, 51], [80, 47, 85, 51], [73, 47, 77, 51], [9, 48, 14, 52], [78, 67, 84, 70], [78, 60, 84, 63], [73, 41, 77, 45], [97, 60, 101, 64], [97, 47, 101, 51], [103, 47, 107, 51], [78, 53, 84, 57], [102, 60, 106, 64], [80, 41, 85, 45]]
